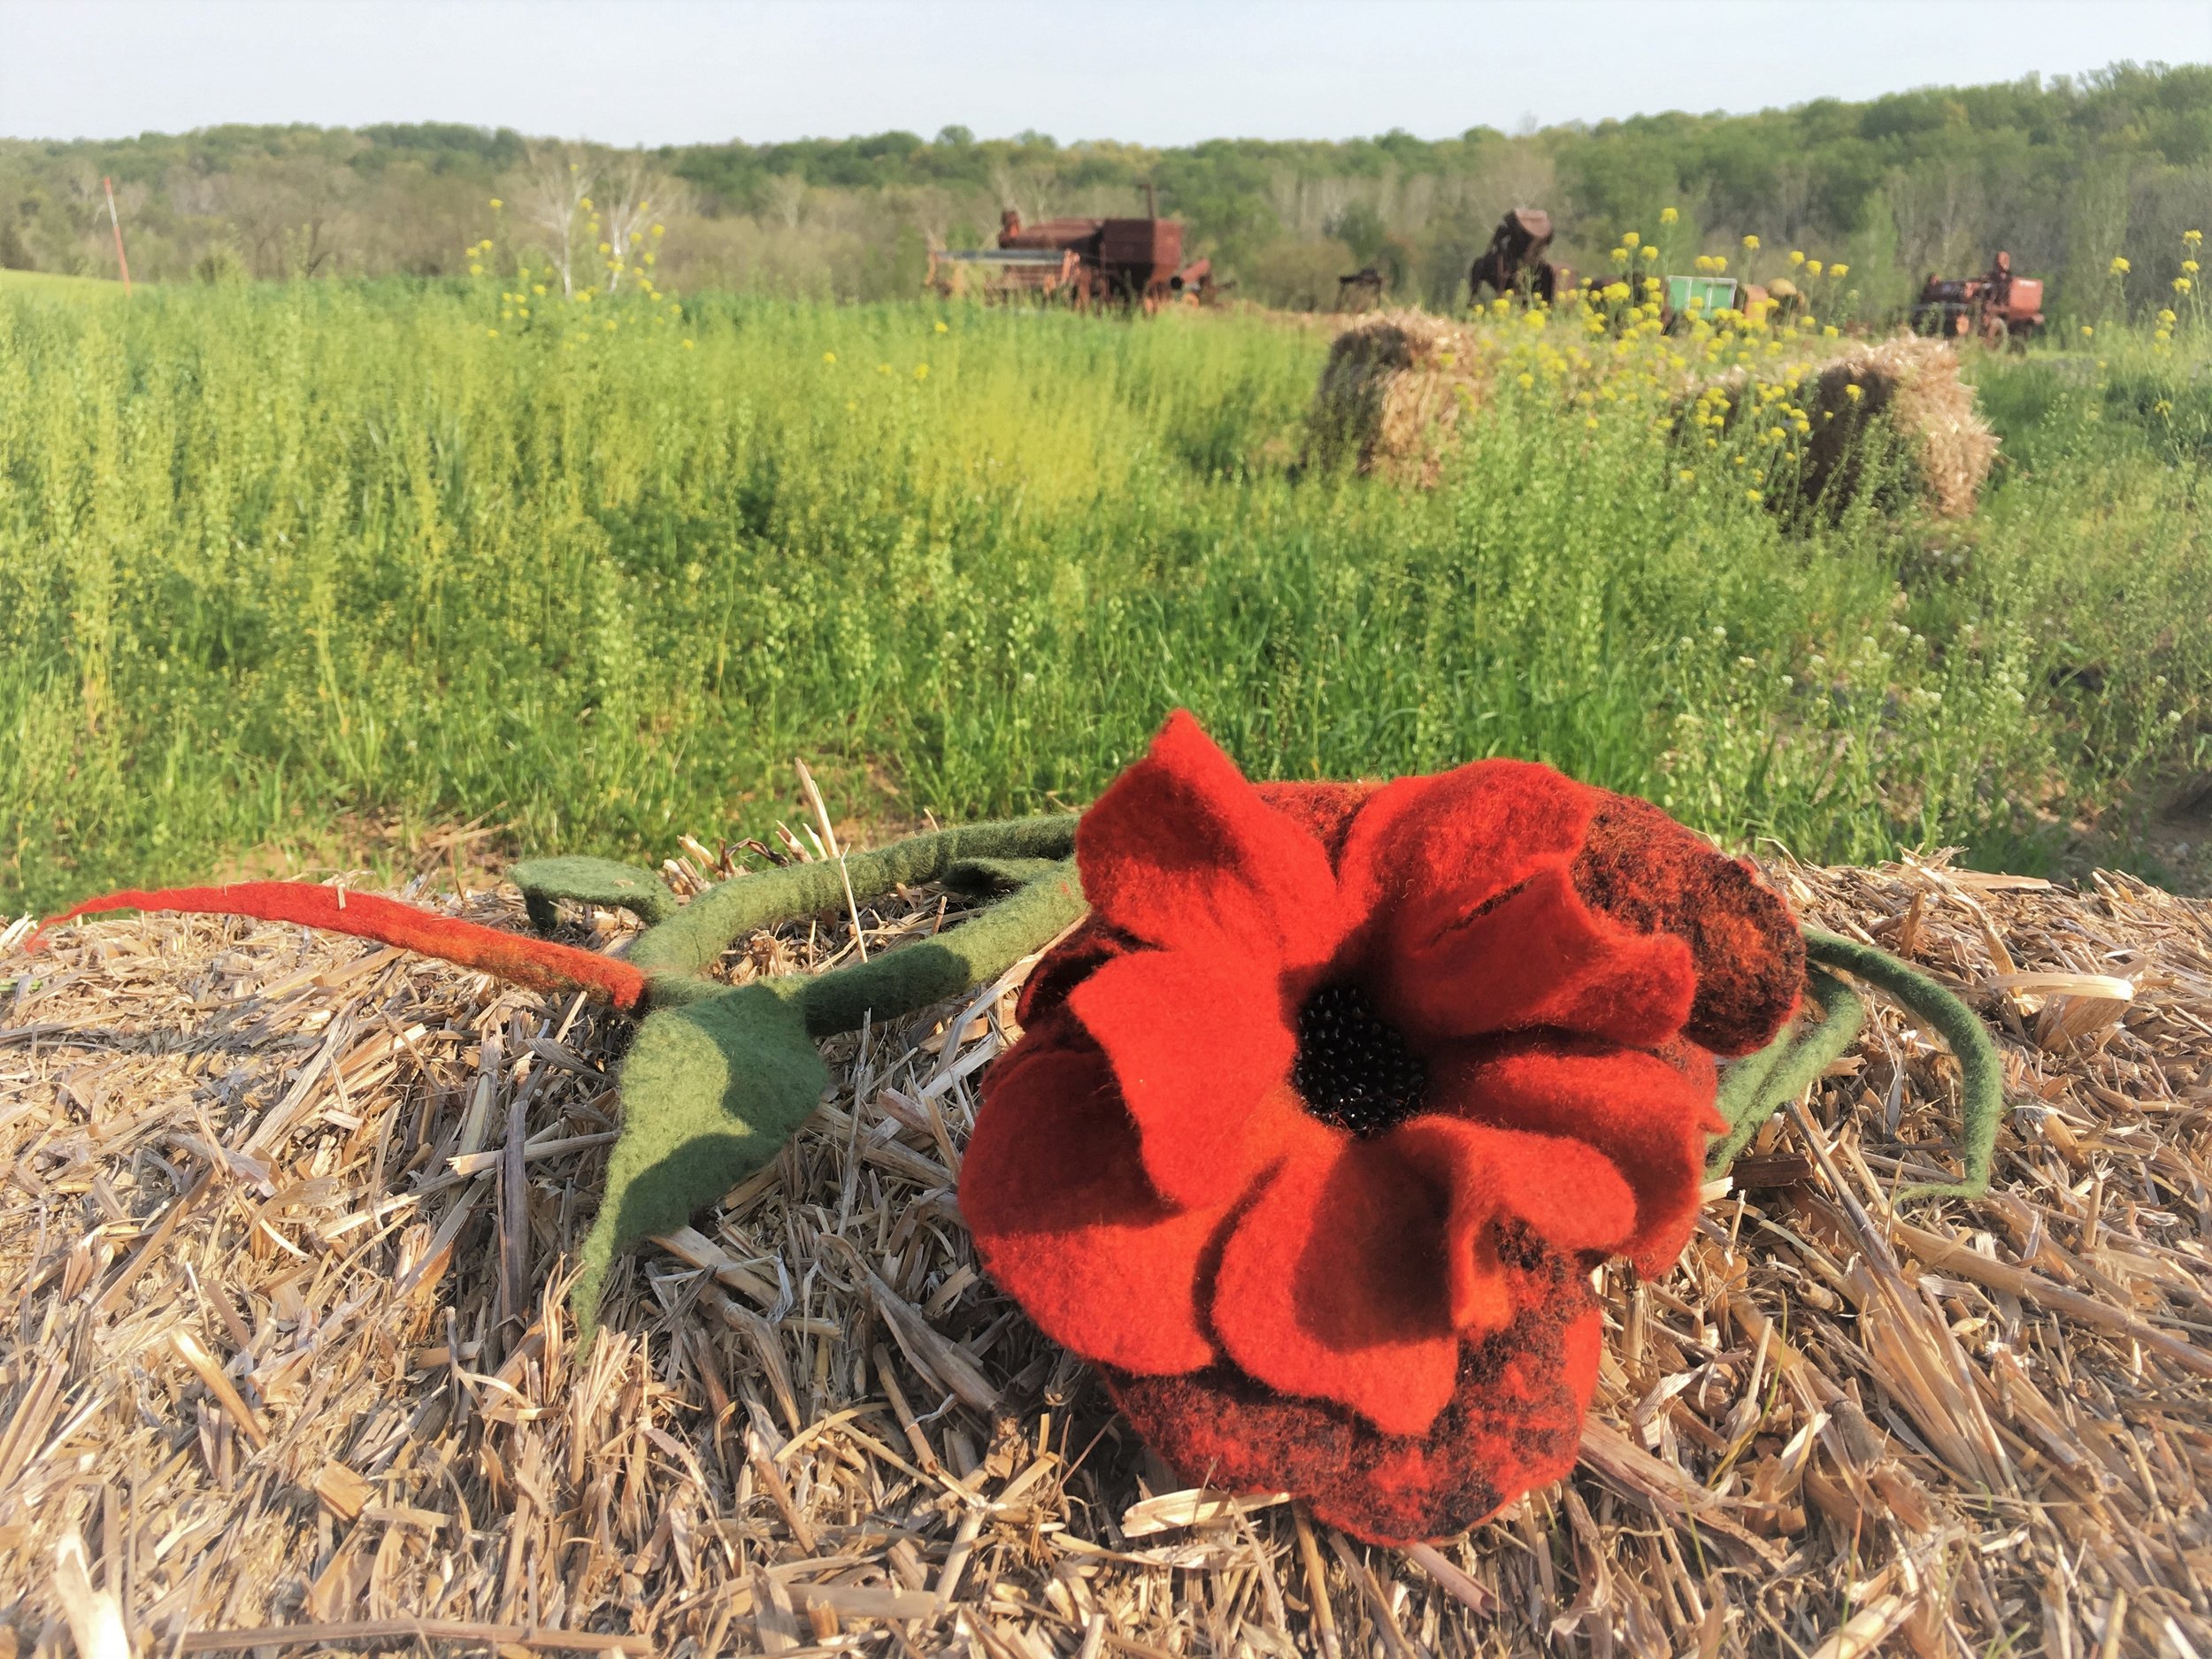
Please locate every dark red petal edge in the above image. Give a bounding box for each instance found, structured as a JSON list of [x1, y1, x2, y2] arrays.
[[1571, 796, 1804, 1056], [1106, 1225, 1601, 1547]]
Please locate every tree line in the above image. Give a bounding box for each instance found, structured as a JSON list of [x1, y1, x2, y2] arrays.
[[2, 61, 2203, 317]]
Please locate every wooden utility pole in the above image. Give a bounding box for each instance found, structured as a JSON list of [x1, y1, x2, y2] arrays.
[[102, 175, 132, 294]]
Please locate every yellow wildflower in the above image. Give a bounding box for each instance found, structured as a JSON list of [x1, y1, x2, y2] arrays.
[[2185, 259, 2201, 274], [934, 320, 949, 333], [1805, 259, 1822, 276], [1845, 383, 1863, 402], [2177, 276, 2194, 294], [489, 197, 503, 210], [1660, 207, 1678, 224], [914, 363, 929, 380], [1641, 245, 1658, 262], [1828, 264, 1847, 279], [1742, 234, 1759, 251], [2080, 325, 2093, 337], [2186, 229, 2203, 246], [1623, 231, 1640, 249], [1516, 372, 1534, 388], [1788, 250, 1804, 265], [1610, 247, 1627, 264], [2110, 256, 2131, 275], [823, 351, 836, 363]]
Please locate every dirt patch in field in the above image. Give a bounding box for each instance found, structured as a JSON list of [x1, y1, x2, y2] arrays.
[[3, 849, 2208, 1655]]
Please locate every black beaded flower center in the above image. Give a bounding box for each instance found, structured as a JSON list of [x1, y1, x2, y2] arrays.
[[1291, 982, 1430, 1138]]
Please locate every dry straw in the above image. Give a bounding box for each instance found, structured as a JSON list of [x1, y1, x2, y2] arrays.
[[1798, 337, 1999, 519], [1305, 310, 1490, 487], [3, 842, 2210, 1655]]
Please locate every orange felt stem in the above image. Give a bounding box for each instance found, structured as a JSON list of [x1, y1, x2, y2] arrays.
[[36, 882, 649, 1012]]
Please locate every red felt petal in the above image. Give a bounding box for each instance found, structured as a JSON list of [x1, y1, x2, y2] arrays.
[[1210, 1130, 1463, 1438], [960, 1021, 1224, 1376], [1571, 795, 1806, 1055], [1066, 950, 1297, 1210], [1335, 758, 1601, 959], [1253, 780, 1385, 865], [1435, 1038, 1725, 1279], [1389, 1117, 1637, 1334], [1108, 1228, 1602, 1546], [1381, 863, 1698, 1049], [1075, 711, 1343, 972], [1016, 916, 1137, 1028]]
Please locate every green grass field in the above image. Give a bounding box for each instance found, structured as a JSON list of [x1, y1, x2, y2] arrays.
[[0, 268, 131, 299], [1, 276, 2207, 914]]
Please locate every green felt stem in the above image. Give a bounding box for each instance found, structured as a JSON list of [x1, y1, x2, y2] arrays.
[[795, 861, 1085, 1037], [1706, 965, 1864, 1179], [942, 856, 1067, 892], [1801, 927, 2005, 1205], [509, 855, 679, 929], [627, 817, 1077, 981]]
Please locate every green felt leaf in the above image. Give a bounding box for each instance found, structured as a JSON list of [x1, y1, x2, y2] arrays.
[[511, 856, 679, 929], [570, 979, 826, 1339]]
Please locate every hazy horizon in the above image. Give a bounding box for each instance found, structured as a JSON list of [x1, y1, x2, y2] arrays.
[[3, 0, 2208, 150]]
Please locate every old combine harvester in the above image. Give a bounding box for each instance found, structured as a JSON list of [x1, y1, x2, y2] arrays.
[[1911, 251, 2044, 346], [926, 205, 1214, 311]]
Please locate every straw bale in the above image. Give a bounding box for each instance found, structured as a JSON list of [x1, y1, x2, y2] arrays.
[[1305, 309, 1490, 487], [1806, 335, 1998, 518], [4, 842, 2212, 1655]]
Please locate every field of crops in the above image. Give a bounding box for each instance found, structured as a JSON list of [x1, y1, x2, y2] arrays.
[[1, 276, 2207, 914]]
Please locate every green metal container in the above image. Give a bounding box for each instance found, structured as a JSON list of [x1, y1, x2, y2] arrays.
[[1665, 274, 1739, 314]]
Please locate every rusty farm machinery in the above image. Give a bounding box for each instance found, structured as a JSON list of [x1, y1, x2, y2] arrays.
[[926, 202, 1215, 312], [1911, 250, 2045, 347]]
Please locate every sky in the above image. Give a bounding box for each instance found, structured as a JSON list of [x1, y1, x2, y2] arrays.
[[1, 0, 2207, 149]]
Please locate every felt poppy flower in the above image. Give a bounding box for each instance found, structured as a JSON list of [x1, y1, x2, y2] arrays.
[[960, 711, 1803, 1544]]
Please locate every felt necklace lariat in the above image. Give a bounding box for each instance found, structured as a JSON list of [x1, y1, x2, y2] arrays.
[[35, 718, 2007, 1545]]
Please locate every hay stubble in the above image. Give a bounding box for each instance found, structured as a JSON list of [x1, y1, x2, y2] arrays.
[[4, 847, 2211, 1655]]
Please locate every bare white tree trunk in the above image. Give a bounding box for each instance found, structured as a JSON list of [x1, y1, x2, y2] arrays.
[[521, 144, 593, 298]]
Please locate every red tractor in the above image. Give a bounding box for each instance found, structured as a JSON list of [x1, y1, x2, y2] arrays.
[[1912, 250, 2045, 347]]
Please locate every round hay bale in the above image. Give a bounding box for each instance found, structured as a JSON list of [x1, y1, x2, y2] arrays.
[[1802, 335, 1997, 518], [1305, 309, 1489, 487]]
